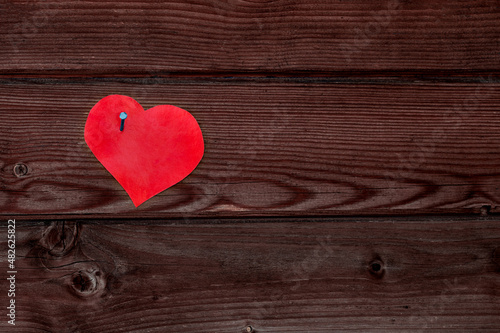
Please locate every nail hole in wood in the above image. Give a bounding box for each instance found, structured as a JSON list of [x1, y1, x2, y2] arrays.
[[371, 262, 382, 272], [13, 163, 28, 177], [368, 259, 385, 278], [245, 326, 254, 333]]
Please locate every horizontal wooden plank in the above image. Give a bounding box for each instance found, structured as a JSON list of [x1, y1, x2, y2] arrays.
[[2, 216, 499, 332], [0, 79, 500, 217], [1, 0, 499, 75]]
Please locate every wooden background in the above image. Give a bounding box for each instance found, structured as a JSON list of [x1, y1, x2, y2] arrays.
[[1, 0, 499, 332]]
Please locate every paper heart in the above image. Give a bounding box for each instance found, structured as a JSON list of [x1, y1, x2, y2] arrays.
[[84, 95, 204, 207]]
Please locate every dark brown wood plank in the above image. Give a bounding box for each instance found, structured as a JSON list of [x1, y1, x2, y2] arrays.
[[1, 216, 499, 332], [1, 79, 500, 217], [1, 0, 499, 76]]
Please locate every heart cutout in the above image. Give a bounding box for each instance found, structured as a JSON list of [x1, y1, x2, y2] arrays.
[[84, 95, 204, 207]]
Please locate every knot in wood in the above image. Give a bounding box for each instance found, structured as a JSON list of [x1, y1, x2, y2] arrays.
[[71, 269, 104, 298], [245, 325, 254, 333], [41, 221, 80, 257], [13, 163, 28, 177]]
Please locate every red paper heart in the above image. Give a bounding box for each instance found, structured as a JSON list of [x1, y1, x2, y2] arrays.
[[84, 95, 204, 207]]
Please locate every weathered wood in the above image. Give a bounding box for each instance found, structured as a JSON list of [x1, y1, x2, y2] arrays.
[[1, 1, 499, 332], [1, 217, 499, 332], [0, 79, 499, 217], [1, 0, 499, 76]]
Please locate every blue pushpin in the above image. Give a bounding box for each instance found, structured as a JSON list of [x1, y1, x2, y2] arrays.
[[119, 112, 127, 131]]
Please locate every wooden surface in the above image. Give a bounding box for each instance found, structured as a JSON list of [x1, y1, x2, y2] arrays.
[[1, 0, 500, 75], [1, 217, 499, 332], [0, 80, 500, 217], [1, 0, 500, 332]]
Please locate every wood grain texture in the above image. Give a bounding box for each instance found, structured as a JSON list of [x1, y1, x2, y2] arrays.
[[1, 217, 499, 332], [2, 1, 499, 332], [0, 79, 500, 217], [1, 0, 499, 76]]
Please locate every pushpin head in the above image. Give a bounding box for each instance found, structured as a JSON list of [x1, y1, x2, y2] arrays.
[[119, 112, 127, 131]]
